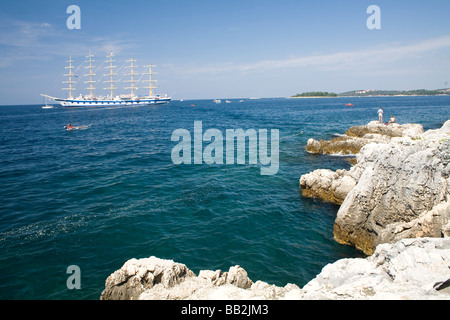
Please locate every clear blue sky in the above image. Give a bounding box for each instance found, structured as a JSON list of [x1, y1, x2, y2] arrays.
[[1, 0, 450, 104]]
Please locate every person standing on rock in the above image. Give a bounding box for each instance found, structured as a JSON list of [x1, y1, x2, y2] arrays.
[[378, 107, 384, 124]]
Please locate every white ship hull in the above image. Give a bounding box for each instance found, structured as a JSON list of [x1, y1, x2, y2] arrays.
[[55, 97, 171, 107]]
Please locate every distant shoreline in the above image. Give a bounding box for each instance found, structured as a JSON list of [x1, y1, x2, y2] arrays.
[[290, 88, 450, 99], [288, 96, 338, 99], [288, 94, 450, 99]]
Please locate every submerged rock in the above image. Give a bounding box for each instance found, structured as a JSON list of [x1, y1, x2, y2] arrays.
[[101, 238, 450, 300], [300, 120, 450, 255]]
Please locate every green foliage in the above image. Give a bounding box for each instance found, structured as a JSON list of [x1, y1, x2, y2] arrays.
[[292, 91, 338, 97], [292, 88, 450, 98]]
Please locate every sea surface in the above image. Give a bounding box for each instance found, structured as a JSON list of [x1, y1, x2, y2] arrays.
[[0, 96, 449, 299]]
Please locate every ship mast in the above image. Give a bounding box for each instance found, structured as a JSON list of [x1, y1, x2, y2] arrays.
[[125, 57, 138, 98], [141, 64, 157, 97], [62, 54, 75, 99], [104, 52, 117, 99], [84, 51, 96, 98]]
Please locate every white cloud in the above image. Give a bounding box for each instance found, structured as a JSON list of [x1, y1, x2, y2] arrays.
[[0, 18, 137, 68], [173, 35, 450, 76]]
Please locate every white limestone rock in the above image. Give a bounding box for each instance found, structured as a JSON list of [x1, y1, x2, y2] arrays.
[[299, 169, 357, 205], [334, 125, 450, 254], [302, 237, 450, 300], [100, 256, 195, 300], [305, 121, 424, 155], [301, 120, 450, 254], [101, 238, 450, 300]]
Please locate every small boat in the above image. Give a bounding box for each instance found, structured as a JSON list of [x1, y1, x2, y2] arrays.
[[65, 124, 90, 131], [42, 95, 54, 109], [213, 99, 221, 104], [345, 103, 354, 107]]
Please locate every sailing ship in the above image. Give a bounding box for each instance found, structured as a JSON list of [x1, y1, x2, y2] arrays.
[[41, 52, 171, 107]]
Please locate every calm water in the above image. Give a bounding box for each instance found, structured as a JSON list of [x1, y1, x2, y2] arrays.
[[0, 96, 449, 299]]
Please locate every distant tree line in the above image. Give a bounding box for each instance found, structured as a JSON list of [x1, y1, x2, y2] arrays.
[[292, 89, 450, 98], [292, 91, 338, 97]]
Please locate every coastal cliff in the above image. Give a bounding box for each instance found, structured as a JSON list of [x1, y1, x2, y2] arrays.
[[301, 120, 450, 255], [101, 237, 450, 300]]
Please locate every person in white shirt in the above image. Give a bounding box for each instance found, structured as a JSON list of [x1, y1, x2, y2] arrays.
[[377, 107, 383, 124]]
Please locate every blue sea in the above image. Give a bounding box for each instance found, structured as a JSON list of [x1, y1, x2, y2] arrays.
[[0, 96, 449, 299]]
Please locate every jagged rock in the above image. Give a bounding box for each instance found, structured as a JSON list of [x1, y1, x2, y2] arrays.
[[300, 120, 450, 255], [198, 265, 253, 289], [100, 257, 195, 300], [301, 237, 450, 300], [334, 131, 450, 254], [345, 121, 421, 138], [100, 258, 259, 300], [305, 121, 424, 156], [101, 238, 450, 300], [306, 136, 368, 155], [299, 169, 357, 205]]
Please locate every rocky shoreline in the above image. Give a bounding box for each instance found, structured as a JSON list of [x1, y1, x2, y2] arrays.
[[301, 120, 449, 255], [101, 120, 450, 300], [101, 237, 450, 300], [305, 121, 423, 156]]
